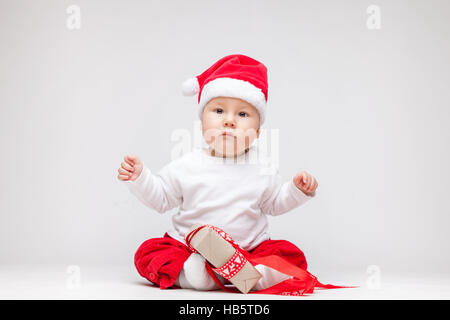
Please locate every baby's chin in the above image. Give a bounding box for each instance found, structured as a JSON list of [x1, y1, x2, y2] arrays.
[[208, 144, 249, 158], [203, 134, 256, 158]]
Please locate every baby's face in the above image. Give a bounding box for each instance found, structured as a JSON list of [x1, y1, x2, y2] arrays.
[[202, 96, 260, 158]]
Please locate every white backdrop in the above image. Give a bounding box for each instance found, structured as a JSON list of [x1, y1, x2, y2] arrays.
[[1, 0, 449, 280]]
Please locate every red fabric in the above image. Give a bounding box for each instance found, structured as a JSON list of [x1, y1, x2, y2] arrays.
[[246, 239, 308, 271], [195, 54, 268, 103], [134, 233, 191, 289], [134, 234, 308, 290]]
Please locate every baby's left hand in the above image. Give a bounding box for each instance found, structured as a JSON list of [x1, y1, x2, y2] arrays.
[[293, 171, 318, 196]]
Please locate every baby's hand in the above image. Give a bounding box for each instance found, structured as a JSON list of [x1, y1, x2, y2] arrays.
[[293, 171, 318, 196], [117, 155, 143, 181]]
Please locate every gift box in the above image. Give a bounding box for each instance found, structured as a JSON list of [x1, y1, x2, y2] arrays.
[[185, 224, 262, 294]]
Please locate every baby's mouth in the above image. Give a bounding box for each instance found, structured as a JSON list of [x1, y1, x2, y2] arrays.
[[221, 131, 235, 137]]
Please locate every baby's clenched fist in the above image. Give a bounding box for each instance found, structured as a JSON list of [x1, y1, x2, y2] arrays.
[[117, 155, 143, 181], [293, 171, 318, 196]]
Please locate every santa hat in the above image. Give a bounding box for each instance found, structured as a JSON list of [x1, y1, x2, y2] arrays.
[[181, 54, 268, 125]]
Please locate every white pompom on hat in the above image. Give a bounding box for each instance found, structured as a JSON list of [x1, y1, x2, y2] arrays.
[[181, 77, 200, 96]]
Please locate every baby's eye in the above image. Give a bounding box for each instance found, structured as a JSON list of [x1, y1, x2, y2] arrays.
[[239, 112, 248, 117], [215, 108, 223, 114]]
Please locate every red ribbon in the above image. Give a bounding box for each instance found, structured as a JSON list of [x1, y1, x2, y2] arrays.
[[186, 225, 356, 296]]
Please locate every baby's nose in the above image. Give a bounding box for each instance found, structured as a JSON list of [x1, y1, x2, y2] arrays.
[[223, 119, 236, 128]]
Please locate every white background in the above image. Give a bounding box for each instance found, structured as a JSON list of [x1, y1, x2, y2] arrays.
[[1, 0, 449, 298]]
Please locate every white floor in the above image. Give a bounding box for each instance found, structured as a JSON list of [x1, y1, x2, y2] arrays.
[[1, 265, 449, 300]]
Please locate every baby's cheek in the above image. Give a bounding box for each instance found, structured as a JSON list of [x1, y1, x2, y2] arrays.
[[202, 130, 217, 144]]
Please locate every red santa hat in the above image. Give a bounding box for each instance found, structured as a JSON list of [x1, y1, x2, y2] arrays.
[[181, 54, 268, 125]]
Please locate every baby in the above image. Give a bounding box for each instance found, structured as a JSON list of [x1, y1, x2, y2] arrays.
[[117, 54, 318, 292]]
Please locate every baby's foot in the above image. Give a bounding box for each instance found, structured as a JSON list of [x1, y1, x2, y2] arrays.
[[176, 253, 225, 291], [252, 264, 292, 291]]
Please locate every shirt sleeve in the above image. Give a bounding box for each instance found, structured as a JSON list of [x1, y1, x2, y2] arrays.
[[124, 162, 182, 214], [259, 169, 315, 216]]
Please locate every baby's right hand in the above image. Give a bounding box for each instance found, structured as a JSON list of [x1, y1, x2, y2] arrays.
[[117, 155, 143, 181]]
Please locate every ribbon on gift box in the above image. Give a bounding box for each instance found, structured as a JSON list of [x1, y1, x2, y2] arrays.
[[186, 224, 356, 296]]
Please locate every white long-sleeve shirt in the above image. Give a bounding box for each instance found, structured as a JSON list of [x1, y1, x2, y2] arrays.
[[125, 145, 315, 251]]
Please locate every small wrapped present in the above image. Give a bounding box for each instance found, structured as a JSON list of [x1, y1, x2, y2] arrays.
[[185, 224, 262, 294]]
